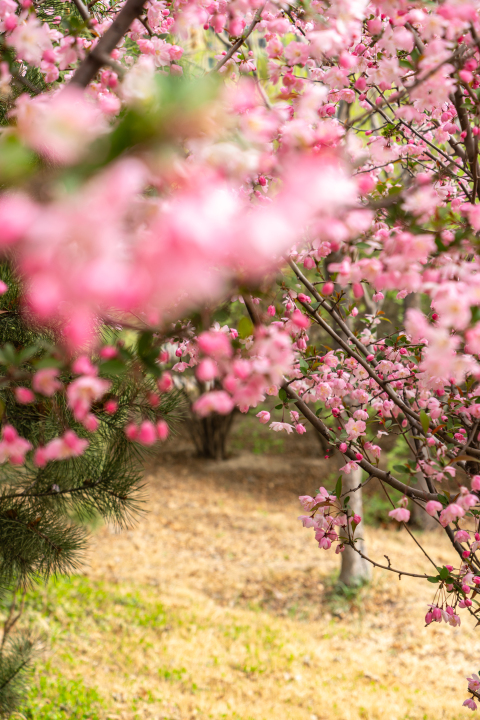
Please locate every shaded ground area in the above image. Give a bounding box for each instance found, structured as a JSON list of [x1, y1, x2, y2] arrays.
[[17, 429, 480, 720]]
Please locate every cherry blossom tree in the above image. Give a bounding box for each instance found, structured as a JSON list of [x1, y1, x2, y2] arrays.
[[3, 0, 480, 712]]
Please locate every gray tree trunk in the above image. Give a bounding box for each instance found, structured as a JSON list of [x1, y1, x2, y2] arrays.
[[338, 466, 372, 586]]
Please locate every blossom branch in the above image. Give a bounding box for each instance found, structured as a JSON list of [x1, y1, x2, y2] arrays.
[[70, 0, 147, 87]]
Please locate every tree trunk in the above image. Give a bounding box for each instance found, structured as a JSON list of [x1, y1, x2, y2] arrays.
[[187, 411, 235, 460], [339, 466, 372, 586], [409, 470, 437, 530]]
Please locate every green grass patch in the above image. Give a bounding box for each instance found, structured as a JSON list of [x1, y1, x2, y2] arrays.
[[20, 672, 105, 720]]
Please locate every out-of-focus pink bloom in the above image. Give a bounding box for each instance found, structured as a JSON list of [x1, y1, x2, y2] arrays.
[[196, 358, 218, 382], [256, 410, 270, 424], [66, 375, 111, 421], [290, 309, 310, 329], [9, 15, 52, 65], [296, 423, 306, 434], [32, 368, 62, 396], [463, 698, 477, 711], [0, 425, 32, 465], [156, 419, 169, 440], [100, 346, 117, 360], [14, 87, 105, 164], [37, 430, 89, 465], [72, 355, 97, 376], [137, 420, 157, 445], [270, 422, 294, 433], [193, 390, 234, 417], [125, 423, 138, 441], [157, 372, 174, 393], [197, 331, 233, 358], [14, 387, 34, 404], [425, 500, 443, 516], [468, 674, 480, 693], [104, 399, 118, 414], [267, 305, 276, 316], [388, 507, 410, 522], [82, 413, 99, 432], [439, 503, 465, 527], [0, 194, 38, 246], [0, 281, 7, 294], [299, 495, 317, 511], [472, 475, 480, 491]]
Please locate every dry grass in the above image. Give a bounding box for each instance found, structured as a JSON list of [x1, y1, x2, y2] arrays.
[[17, 442, 479, 720]]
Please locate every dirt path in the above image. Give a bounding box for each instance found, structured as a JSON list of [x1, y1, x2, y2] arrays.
[[34, 446, 469, 720]]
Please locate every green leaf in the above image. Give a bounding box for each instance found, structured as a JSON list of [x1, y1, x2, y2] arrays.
[[299, 359, 308, 373], [437, 493, 449, 506], [334, 477, 342, 498], [420, 410, 430, 434], [274, 404, 283, 410], [100, 359, 126, 376], [33, 356, 63, 369], [392, 464, 408, 474], [427, 576, 440, 583], [278, 388, 287, 401], [238, 316, 253, 339], [439, 566, 450, 581], [137, 330, 154, 358]]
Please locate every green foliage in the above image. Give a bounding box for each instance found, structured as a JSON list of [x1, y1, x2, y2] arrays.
[[20, 674, 105, 720], [0, 635, 35, 716], [0, 264, 181, 715]]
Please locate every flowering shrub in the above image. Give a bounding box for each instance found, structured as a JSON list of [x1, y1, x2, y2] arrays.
[[3, 0, 480, 710]]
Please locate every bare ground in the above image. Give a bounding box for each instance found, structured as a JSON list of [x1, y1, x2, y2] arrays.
[[23, 438, 480, 720]]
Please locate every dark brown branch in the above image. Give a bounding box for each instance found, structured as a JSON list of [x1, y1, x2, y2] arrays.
[[242, 295, 260, 327], [212, 5, 264, 72], [70, 0, 147, 87], [282, 382, 439, 502]]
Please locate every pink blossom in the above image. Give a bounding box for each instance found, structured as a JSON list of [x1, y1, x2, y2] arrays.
[[270, 422, 295, 433], [296, 423, 306, 435], [463, 699, 477, 711], [156, 420, 169, 441], [157, 373, 174, 393], [345, 418, 366, 441], [14, 87, 105, 164], [125, 423, 138, 441], [0, 425, 32, 465], [197, 331, 233, 358], [100, 346, 117, 360], [72, 355, 97, 376], [0, 194, 38, 246], [32, 368, 62, 397], [14, 387, 34, 404], [82, 413, 99, 432], [137, 420, 157, 445], [468, 674, 480, 693], [256, 411, 270, 424], [439, 503, 465, 527], [104, 399, 118, 414], [299, 495, 317, 511], [425, 500, 443, 517], [9, 15, 52, 65], [38, 430, 89, 464], [196, 358, 218, 382], [193, 391, 234, 417], [66, 375, 111, 421], [388, 507, 410, 522]]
